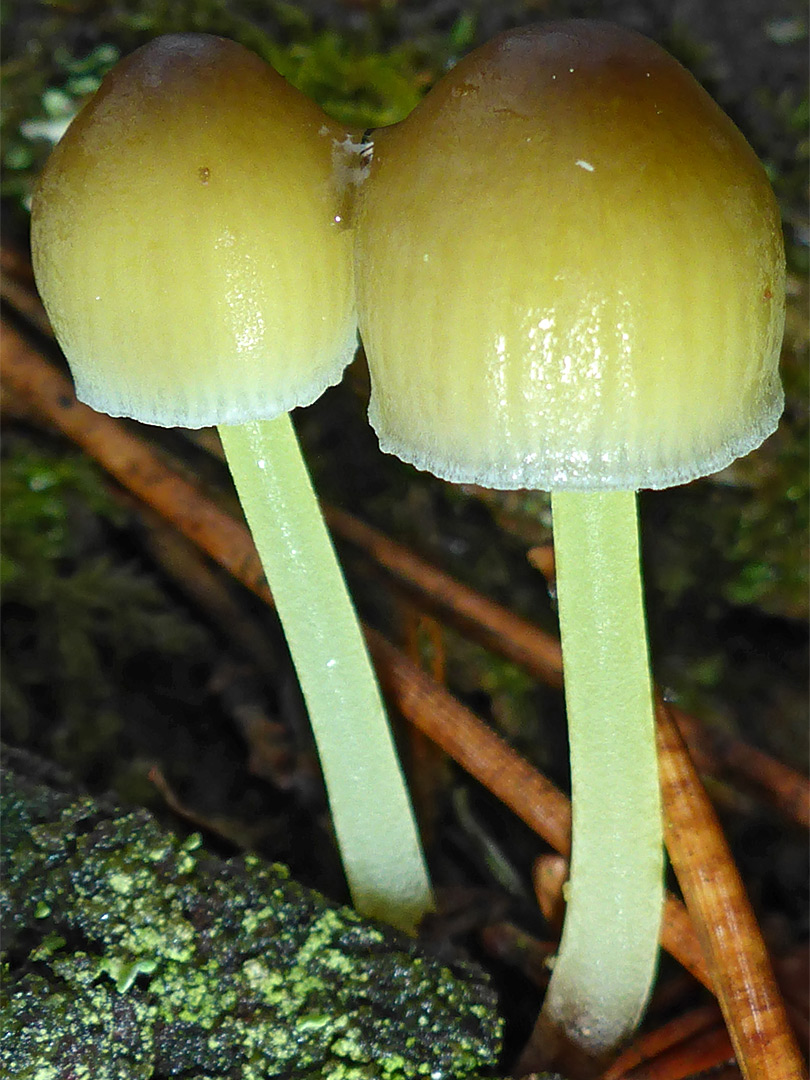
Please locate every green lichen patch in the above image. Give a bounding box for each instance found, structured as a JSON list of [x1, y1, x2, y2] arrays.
[[2, 975, 156, 1080], [1, 752, 503, 1079]]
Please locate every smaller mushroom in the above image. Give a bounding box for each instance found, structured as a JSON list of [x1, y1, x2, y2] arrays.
[[31, 32, 433, 934], [354, 20, 785, 1051]]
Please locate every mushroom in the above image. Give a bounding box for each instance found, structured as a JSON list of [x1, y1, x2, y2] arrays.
[[31, 32, 433, 935], [354, 21, 784, 1050]]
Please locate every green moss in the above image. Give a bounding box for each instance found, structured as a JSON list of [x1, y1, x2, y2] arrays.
[[3, 975, 156, 1080], [1, 751, 503, 1079], [0, 442, 212, 781]]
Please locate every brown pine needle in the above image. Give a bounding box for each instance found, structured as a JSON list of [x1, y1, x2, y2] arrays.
[[656, 701, 807, 1080], [328, 503, 566, 688], [532, 854, 568, 932], [669, 706, 810, 830], [526, 543, 556, 582], [402, 609, 449, 845], [600, 1003, 723, 1079], [620, 1022, 736, 1080]]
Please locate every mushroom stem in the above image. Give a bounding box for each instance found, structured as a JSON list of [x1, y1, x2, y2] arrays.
[[543, 490, 663, 1054], [218, 413, 434, 934]]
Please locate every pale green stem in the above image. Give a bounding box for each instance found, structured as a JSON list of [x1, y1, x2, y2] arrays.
[[542, 489, 664, 1054], [218, 414, 434, 934]]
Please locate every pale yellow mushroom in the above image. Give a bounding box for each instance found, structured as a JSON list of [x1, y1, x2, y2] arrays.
[[355, 20, 784, 1049], [32, 33, 433, 935]]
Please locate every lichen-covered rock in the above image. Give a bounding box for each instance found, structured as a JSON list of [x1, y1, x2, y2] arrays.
[[0, 750, 503, 1079]]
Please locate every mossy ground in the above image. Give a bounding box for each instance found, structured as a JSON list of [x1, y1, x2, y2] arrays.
[[1, 749, 504, 1079]]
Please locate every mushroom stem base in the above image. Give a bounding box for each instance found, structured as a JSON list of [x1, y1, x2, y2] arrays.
[[218, 413, 434, 934], [542, 489, 664, 1056]]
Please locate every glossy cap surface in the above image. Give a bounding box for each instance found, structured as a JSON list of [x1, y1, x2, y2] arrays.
[[32, 33, 357, 427], [355, 21, 785, 489]]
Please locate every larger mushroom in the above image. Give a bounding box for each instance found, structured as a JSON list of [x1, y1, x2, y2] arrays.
[[31, 32, 433, 934], [354, 21, 784, 1052]]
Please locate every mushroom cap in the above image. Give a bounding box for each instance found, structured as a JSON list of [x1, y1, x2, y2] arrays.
[[31, 33, 358, 428], [354, 21, 785, 490]]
